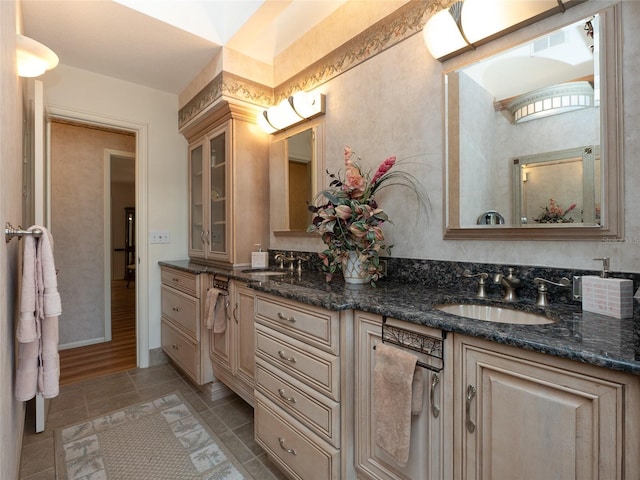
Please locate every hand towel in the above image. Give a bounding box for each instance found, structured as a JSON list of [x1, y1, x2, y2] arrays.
[[374, 343, 423, 466], [204, 288, 227, 333]]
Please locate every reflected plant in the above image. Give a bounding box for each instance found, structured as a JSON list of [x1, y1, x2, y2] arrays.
[[533, 198, 577, 223]]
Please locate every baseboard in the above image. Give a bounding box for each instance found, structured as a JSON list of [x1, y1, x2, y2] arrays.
[[58, 337, 106, 350], [202, 380, 235, 402]]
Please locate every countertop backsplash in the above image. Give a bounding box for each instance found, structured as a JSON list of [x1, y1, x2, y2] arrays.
[[269, 250, 639, 307]]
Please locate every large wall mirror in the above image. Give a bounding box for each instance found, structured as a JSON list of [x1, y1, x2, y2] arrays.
[[270, 118, 325, 236], [444, 3, 623, 240]]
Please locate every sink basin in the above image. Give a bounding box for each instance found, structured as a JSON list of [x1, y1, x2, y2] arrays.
[[241, 268, 287, 276], [435, 303, 555, 325]]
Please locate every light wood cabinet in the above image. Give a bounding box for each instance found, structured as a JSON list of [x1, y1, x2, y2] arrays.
[[184, 102, 269, 267], [254, 292, 355, 480], [454, 335, 640, 480], [209, 280, 256, 406], [160, 266, 213, 385], [354, 312, 452, 480]]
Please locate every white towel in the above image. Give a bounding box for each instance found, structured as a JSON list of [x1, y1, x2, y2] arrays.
[[15, 226, 61, 401], [204, 288, 227, 333], [373, 343, 423, 466]]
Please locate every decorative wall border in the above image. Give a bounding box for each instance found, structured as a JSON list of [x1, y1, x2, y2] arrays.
[[178, 0, 451, 129]]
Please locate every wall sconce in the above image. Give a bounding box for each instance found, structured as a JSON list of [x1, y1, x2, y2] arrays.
[[423, 0, 572, 61], [17, 34, 59, 77], [257, 91, 326, 134], [507, 81, 594, 124]]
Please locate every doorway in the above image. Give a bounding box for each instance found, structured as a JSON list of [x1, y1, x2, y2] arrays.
[[49, 119, 138, 384]]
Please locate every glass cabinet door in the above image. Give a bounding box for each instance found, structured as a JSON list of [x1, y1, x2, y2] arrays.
[[189, 142, 205, 257], [208, 129, 228, 257]]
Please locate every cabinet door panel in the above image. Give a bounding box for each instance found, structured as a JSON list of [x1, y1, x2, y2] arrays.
[[235, 283, 256, 386], [461, 343, 623, 480]]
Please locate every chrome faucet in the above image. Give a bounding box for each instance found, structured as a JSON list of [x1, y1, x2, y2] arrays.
[[533, 277, 571, 306], [494, 268, 521, 302], [295, 254, 309, 273]]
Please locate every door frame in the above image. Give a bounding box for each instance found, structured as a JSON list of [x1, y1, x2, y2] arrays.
[[47, 105, 149, 368], [104, 149, 136, 342]]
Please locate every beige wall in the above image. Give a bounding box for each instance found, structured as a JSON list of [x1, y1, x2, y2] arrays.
[[1, 0, 27, 477], [50, 121, 135, 346]]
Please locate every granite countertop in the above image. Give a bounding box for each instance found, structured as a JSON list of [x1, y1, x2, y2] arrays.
[[160, 260, 640, 376]]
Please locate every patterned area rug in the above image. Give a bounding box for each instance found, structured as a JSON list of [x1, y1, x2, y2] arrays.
[[54, 392, 250, 480]]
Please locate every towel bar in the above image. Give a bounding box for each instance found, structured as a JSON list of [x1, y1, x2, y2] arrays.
[[5, 223, 43, 243], [373, 317, 446, 373]]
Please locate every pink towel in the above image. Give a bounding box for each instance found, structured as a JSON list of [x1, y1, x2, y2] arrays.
[[373, 343, 423, 466], [204, 288, 227, 333], [15, 226, 61, 401]]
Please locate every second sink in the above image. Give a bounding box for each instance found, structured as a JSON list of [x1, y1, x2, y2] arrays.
[[435, 303, 556, 325]]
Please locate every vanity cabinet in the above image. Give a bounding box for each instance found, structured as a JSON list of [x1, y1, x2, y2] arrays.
[[354, 312, 451, 480], [253, 292, 355, 480], [454, 335, 640, 480], [160, 266, 213, 385], [185, 102, 269, 267], [209, 280, 256, 406]]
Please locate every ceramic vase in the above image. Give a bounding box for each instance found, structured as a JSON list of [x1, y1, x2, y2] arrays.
[[342, 251, 370, 284]]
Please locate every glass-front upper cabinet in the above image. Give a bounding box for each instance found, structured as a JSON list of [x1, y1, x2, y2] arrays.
[[188, 122, 231, 262], [208, 128, 228, 258], [189, 142, 205, 256]]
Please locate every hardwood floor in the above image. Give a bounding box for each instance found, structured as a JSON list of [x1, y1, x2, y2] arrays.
[[59, 279, 136, 385]]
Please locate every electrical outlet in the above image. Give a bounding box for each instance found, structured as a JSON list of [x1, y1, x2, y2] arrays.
[[149, 231, 171, 244]]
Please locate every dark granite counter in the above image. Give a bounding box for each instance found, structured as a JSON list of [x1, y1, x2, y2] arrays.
[[160, 259, 640, 376]]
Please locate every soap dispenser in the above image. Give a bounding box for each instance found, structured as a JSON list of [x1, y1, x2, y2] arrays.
[[582, 257, 633, 318]]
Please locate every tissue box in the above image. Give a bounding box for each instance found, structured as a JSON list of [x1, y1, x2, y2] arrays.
[[581, 275, 633, 319]]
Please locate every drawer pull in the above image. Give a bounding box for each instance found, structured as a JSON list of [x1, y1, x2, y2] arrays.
[[277, 312, 296, 323], [172, 306, 181, 313], [278, 437, 297, 455], [172, 344, 179, 350], [277, 388, 297, 404], [172, 277, 180, 283], [277, 350, 296, 363], [466, 384, 477, 434], [430, 373, 440, 418]]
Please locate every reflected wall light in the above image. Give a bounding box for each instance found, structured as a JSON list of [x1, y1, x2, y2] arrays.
[[507, 81, 594, 123], [17, 34, 59, 77], [423, 0, 573, 61], [257, 91, 326, 134]]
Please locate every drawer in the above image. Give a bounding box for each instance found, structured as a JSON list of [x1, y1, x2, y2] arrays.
[[161, 320, 198, 381], [161, 268, 200, 297], [255, 393, 339, 480], [161, 286, 199, 338], [256, 324, 340, 401], [255, 294, 339, 354], [256, 360, 340, 448]]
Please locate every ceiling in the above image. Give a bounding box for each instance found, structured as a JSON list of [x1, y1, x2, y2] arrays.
[[20, 0, 347, 95]]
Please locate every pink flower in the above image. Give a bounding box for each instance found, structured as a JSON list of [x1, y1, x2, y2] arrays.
[[334, 204, 352, 220], [566, 203, 577, 213], [344, 146, 354, 165], [371, 156, 396, 184], [344, 165, 365, 198]]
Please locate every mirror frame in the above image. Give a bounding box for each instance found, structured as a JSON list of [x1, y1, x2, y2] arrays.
[[271, 118, 325, 237], [443, 3, 623, 240]]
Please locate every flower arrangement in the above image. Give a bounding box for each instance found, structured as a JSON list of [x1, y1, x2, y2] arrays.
[[307, 146, 428, 285], [533, 198, 577, 223]]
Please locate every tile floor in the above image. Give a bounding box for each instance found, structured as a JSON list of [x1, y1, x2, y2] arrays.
[[19, 362, 289, 480]]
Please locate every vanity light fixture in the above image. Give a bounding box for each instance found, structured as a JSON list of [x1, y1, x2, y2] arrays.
[[423, 0, 573, 61], [257, 91, 325, 134], [16, 34, 59, 77], [507, 81, 594, 124]]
